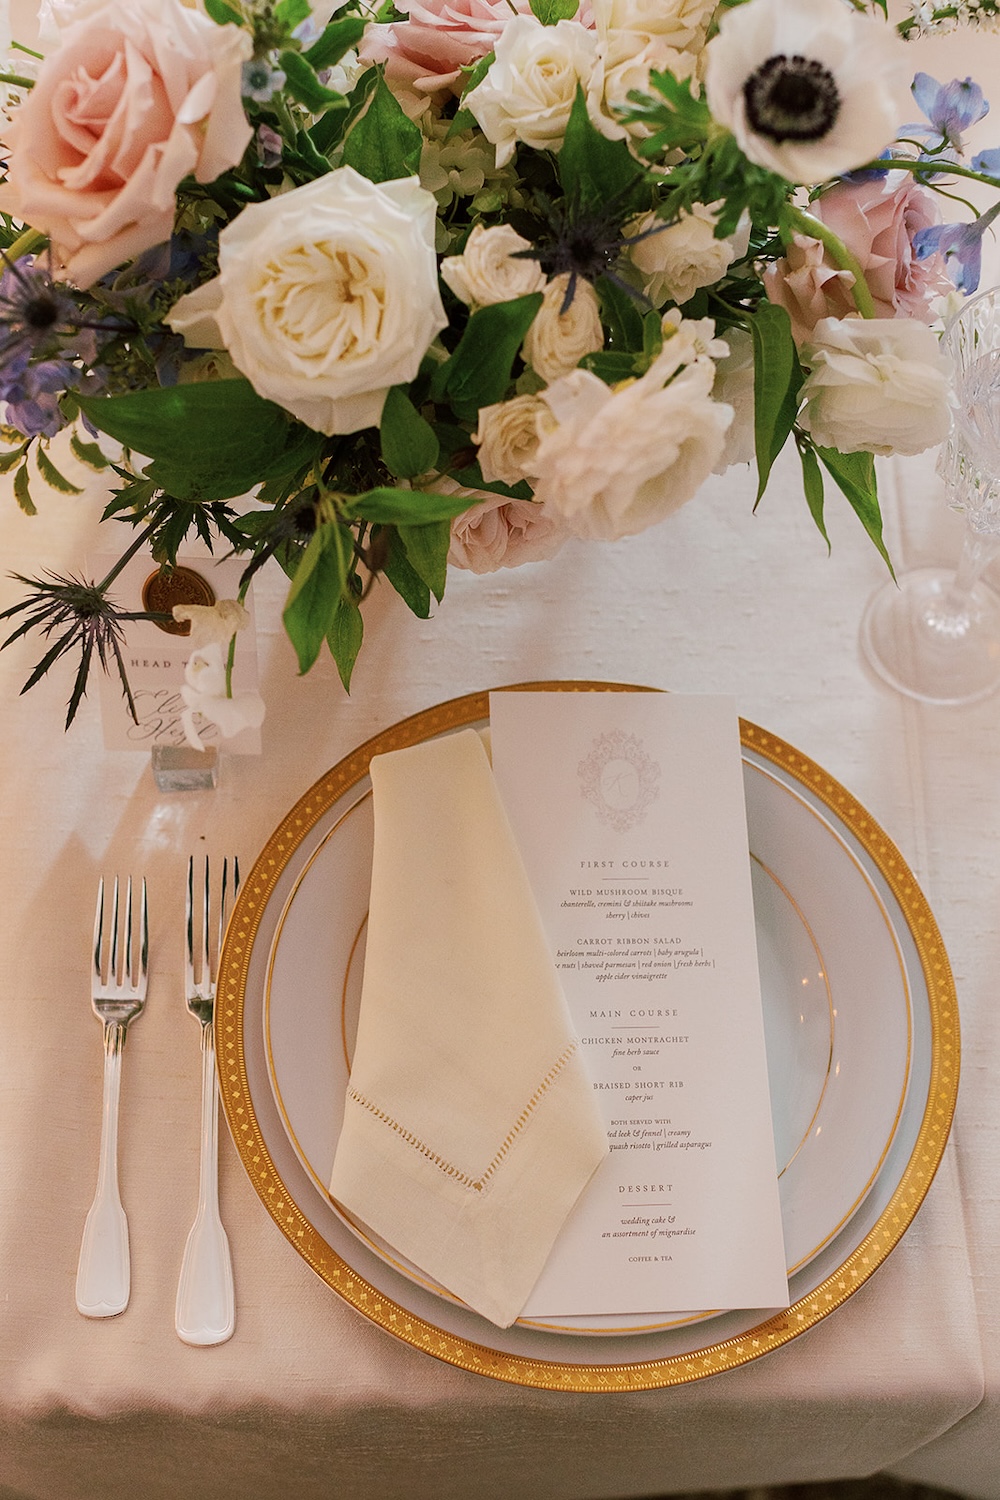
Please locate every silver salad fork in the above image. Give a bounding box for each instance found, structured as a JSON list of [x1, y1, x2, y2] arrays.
[[175, 855, 238, 1346], [76, 875, 149, 1318]]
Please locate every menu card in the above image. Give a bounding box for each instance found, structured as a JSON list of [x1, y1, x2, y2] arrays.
[[489, 691, 788, 1316]]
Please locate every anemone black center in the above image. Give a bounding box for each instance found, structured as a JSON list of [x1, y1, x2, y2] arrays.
[[24, 295, 59, 331], [742, 53, 841, 143]]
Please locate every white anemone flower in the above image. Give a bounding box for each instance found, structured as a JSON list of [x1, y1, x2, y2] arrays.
[[703, 0, 910, 186]]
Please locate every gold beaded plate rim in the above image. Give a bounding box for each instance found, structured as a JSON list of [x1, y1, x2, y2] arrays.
[[216, 681, 959, 1391]]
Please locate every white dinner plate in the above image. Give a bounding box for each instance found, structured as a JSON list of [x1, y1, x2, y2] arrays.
[[217, 683, 959, 1389]]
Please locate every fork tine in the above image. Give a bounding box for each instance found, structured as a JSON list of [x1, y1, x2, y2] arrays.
[[92, 877, 105, 987], [123, 876, 134, 988], [138, 877, 149, 992], [109, 875, 121, 986], [202, 857, 211, 984], [185, 856, 195, 990]]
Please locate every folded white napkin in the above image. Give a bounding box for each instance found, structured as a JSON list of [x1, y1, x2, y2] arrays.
[[328, 727, 608, 1328]]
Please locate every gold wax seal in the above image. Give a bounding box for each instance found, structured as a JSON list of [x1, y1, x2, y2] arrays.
[[142, 566, 216, 636]]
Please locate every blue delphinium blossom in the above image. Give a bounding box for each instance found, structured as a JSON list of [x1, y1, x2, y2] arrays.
[[973, 146, 1000, 176], [907, 72, 990, 152], [241, 57, 286, 104], [0, 354, 78, 438], [913, 201, 1000, 293]]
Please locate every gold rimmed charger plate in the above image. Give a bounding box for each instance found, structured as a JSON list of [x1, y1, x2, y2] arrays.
[[217, 682, 959, 1391]]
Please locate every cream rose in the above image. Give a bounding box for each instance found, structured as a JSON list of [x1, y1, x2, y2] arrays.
[[627, 204, 740, 308], [532, 355, 732, 540], [473, 393, 551, 484], [710, 327, 756, 472], [441, 225, 546, 308], [1, 0, 252, 288], [167, 168, 448, 436], [522, 275, 604, 382], [465, 14, 600, 167], [798, 316, 951, 456]]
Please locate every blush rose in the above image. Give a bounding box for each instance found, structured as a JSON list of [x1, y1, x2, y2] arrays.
[[764, 174, 954, 344], [1, 0, 252, 288]]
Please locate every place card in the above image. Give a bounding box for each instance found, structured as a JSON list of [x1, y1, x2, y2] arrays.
[[489, 691, 788, 1317], [88, 547, 262, 754]]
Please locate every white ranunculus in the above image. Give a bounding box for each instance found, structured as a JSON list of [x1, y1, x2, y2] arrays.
[[532, 354, 732, 540], [703, 0, 910, 186], [167, 168, 447, 435], [627, 203, 739, 308], [473, 393, 551, 484], [798, 316, 952, 457], [522, 274, 604, 382], [464, 14, 600, 167], [440, 224, 545, 308]]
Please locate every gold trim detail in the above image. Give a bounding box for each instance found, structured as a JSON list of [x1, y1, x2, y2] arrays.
[[345, 1040, 580, 1195], [216, 681, 959, 1392]]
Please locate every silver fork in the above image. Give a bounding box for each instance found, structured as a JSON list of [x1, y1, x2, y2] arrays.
[[76, 875, 148, 1318], [175, 855, 238, 1346]]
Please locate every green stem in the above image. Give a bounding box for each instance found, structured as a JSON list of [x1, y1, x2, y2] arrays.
[[0, 70, 36, 89], [225, 631, 237, 699], [870, 155, 1000, 192], [10, 40, 43, 59], [4, 226, 47, 261], [784, 204, 877, 318], [95, 522, 160, 593]]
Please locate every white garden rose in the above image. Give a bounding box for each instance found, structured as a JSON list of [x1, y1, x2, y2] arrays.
[[440, 224, 545, 308], [798, 316, 952, 456], [627, 204, 739, 308], [591, 0, 715, 61], [710, 326, 756, 472], [703, 0, 910, 186], [473, 393, 551, 484], [589, 42, 696, 142], [522, 274, 604, 382], [532, 354, 732, 540], [465, 14, 600, 167], [166, 168, 447, 435]]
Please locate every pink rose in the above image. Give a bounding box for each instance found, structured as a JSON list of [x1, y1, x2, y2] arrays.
[[448, 491, 568, 573], [764, 172, 952, 345], [2, 0, 252, 287], [360, 0, 592, 96]]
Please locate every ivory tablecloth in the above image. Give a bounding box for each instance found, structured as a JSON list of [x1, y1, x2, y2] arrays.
[[0, 434, 993, 1500]]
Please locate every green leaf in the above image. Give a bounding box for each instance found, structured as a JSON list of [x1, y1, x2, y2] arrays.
[[432, 293, 543, 419], [341, 70, 422, 182], [797, 438, 829, 550], [579, 350, 638, 384], [398, 518, 451, 603], [13, 462, 35, 515], [327, 586, 364, 691], [450, 461, 533, 501], [282, 523, 350, 673], [530, 0, 579, 20], [304, 15, 368, 69], [280, 49, 343, 111], [448, 51, 494, 135], [309, 102, 351, 156], [557, 87, 646, 212], [379, 387, 440, 479], [748, 302, 801, 503], [276, 0, 310, 28], [35, 446, 82, 495], [382, 527, 431, 617], [346, 484, 476, 524], [78, 382, 323, 502], [0, 442, 27, 475], [816, 446, 894, 576], [204, 0, 243, 24], [70, 433, 110, 471], [597, 274, 644, 353]]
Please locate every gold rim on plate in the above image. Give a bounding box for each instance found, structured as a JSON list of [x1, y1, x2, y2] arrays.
[[216, 682, 959, 1391]]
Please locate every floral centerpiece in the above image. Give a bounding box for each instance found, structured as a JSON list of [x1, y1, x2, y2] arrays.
[[2, 0, 1000, 740]]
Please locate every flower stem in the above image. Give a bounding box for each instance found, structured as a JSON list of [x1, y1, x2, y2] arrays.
[[95, 523, 160, 593], [783, 204, 877, 319], [4, 227, 48, 261], [0, 70, 36, 89]]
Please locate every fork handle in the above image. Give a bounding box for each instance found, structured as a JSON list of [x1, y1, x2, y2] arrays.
[[175, 1023, 235, 1346], [76, 1023, 130, 1318]]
